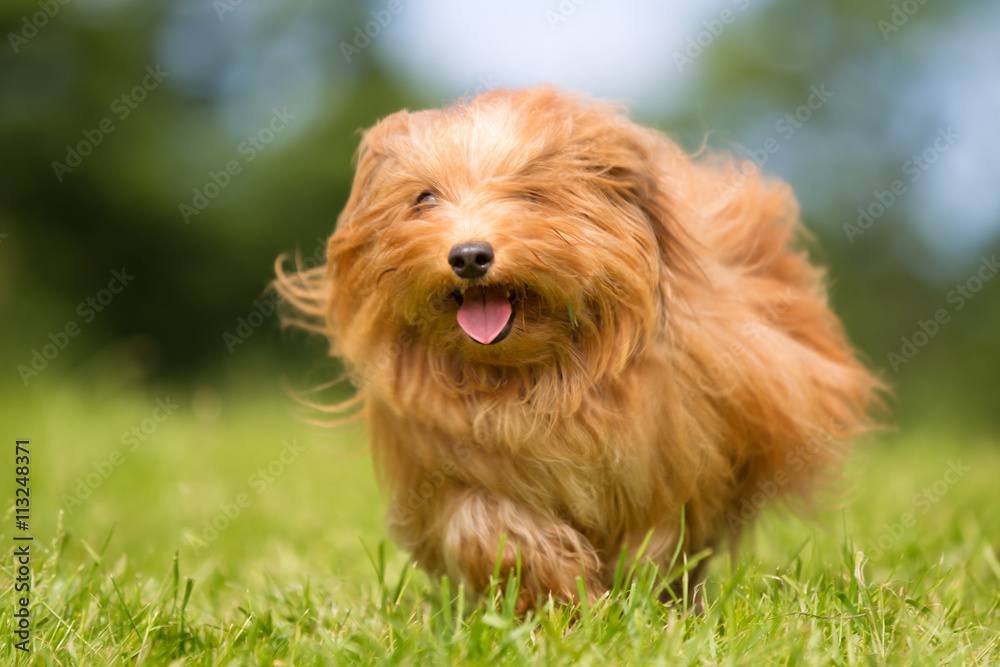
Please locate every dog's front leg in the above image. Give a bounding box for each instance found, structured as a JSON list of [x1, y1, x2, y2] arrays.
[[439, 487, 604, 613]]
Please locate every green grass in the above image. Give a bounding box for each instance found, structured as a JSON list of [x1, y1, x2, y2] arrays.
[[2, 378, 999, 665]]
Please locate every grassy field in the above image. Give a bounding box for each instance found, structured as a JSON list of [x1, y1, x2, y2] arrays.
[[2, 377, 999, 665]]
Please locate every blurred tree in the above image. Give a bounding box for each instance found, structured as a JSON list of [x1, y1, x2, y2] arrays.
[[1, 0, 996, 434]]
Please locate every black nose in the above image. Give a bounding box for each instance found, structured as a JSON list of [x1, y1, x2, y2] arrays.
[[448, 242, 494, 279]]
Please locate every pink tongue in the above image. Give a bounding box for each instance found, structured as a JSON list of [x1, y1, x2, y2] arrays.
[[456, 287, 512, 344]]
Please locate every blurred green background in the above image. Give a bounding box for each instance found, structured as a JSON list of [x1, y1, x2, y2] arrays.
[[2, 0, 998, 556]]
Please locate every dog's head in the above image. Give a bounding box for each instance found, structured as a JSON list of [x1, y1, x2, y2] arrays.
[[313, 86, 693, 391]]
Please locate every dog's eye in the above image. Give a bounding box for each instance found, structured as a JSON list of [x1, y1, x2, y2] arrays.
[[415, 191, 438, 206], [520, 190, 543, 204]]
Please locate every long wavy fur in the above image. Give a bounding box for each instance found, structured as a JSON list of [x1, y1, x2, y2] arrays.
[[274, 86, 885, 612]]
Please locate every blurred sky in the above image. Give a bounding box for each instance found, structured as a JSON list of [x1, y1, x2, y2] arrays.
[[151, 0, 999, 283]]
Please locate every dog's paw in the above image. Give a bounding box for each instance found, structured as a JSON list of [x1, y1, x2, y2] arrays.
[[442, 488, 603, 613]]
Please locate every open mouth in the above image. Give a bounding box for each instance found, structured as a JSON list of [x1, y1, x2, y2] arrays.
[[453, 286, 515, 345]]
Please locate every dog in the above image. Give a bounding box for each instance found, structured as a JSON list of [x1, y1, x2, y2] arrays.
[[275, 86, 882, 612]]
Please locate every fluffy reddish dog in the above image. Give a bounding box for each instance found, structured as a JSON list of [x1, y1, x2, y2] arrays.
[[276, 86, 881, 611]]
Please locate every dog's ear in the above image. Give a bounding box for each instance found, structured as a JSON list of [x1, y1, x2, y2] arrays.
[[604, 123, 699, 281], [336, 111, 411, 226], [272, 111, 421, 352]]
